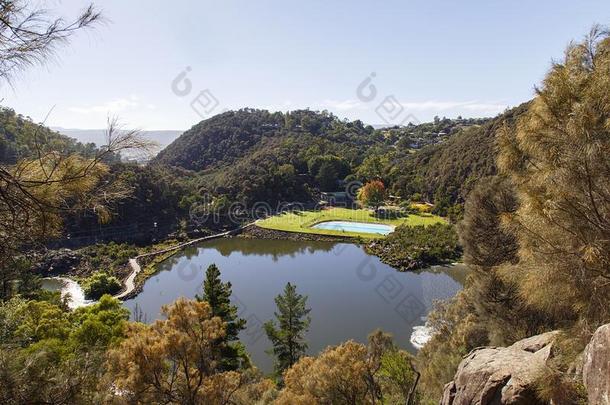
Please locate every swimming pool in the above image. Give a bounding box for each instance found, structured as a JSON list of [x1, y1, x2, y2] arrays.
[[312, 221, 395, 235]]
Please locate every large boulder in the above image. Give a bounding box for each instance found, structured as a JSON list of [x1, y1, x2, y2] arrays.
[[583, 323, 610, 405], [441, 331, 559, 405]]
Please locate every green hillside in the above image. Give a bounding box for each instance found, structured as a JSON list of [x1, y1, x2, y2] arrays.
[[386, 103, 530, 205], [152, 107, 517, 209], [0, 106, 103, 164]]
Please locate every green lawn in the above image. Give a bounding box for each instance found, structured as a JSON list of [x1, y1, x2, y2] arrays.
[[256, 207, 445, 239]]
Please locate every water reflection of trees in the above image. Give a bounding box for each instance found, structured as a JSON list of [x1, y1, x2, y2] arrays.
[[152, 239, 469, 290], [147, 239, 339, 276], [205, 238, 337, 261]]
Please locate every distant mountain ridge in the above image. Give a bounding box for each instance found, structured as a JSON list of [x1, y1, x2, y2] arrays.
[[53, 128, 184, 152]]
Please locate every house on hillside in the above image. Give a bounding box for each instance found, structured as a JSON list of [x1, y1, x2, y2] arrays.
[[320, 191, 351, 206]]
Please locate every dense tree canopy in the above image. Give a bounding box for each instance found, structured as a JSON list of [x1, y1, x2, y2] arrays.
[[278, 331, 420, 404], [152, 108, 503, 209], [0, 107, 106, 165], [2, 2, 608, 402], [0, 295, 129, 404], [367, 222, 462, 271], [154, 109, 382, 173]]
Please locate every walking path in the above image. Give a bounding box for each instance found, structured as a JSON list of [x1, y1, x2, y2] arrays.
[[114, 224, 252, 300], [114, 258, 142, 300]]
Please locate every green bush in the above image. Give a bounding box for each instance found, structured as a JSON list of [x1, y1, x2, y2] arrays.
[[83, 272, 122, 300], [366, 223, 461, 271]]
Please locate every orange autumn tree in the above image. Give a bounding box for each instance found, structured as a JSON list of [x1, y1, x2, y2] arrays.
[[276, 331, 420, 404], [357, 180, 386, 211], [104, 298, 244, 404]]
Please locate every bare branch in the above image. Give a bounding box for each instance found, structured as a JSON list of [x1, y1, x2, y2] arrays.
[[0, 1, 104, 84]]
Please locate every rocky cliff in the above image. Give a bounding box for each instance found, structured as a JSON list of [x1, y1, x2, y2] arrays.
[[441, 325, 610, 405], [583, 324, 610, 405]]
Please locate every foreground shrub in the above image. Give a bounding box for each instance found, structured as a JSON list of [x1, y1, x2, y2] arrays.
[[278, 331, 421, 404], [104, 298, 243, 403]]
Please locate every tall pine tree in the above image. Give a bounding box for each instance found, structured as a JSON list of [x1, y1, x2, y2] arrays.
[[196, 264, 247, 370], [497, 26, 610, 326], [264, 282, 311, 379]]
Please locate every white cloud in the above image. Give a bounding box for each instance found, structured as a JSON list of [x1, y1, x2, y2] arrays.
[[68, 96, 140, 114]]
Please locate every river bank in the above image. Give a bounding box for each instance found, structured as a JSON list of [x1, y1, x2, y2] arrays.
[[39, 221, 465, 309]]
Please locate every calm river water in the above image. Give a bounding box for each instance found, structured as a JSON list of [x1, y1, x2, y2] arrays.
[[123, 238, 467, 373]]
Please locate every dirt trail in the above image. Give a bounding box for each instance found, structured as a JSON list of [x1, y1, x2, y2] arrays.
[[113, 225, 252, 300]]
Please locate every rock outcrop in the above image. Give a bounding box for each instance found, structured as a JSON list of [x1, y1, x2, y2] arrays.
[[34, 248, 83, 276], [441, 331, 558, 405], [583, 323, 610, 405]]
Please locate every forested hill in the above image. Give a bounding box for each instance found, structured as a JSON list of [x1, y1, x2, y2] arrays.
[[0, 106, 102, 164], [152, 106, 529, 210], [386, 102, 530, 206], [153, 108, 385, 171]]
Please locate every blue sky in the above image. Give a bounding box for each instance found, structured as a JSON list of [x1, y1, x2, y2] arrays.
[[2, 0, 610, 130]]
